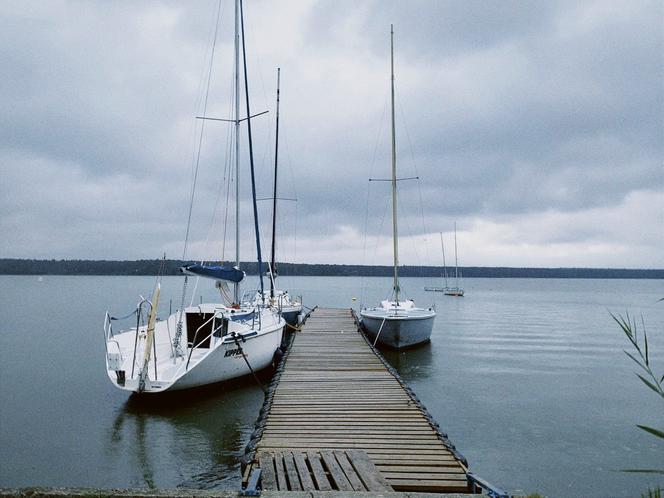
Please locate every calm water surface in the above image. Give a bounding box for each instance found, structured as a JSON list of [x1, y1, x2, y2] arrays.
[[0, 275, 662, 496]]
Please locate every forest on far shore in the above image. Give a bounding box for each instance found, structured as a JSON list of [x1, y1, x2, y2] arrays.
[[0, 259, 662, 279]]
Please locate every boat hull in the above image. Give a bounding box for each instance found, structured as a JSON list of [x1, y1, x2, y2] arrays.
[[360, 311, 435, 349], [168, 324, 282, 391], [105, 306, 284, 394], [281, 305, 302, 326]]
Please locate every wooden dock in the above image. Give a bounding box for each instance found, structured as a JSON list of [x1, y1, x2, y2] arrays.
[[243, 308, 474, 494]]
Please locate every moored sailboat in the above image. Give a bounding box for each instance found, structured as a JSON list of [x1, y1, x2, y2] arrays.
[[444, 222, 464, 296], [103, 0, 285, 393], [425, 232, 450, 292], [425, 226, 464, 296], [250, 68, 302, 326], [359, 25, 436, 349]]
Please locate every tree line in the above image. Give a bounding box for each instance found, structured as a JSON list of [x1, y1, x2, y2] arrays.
[[0, 258, 662, 279]]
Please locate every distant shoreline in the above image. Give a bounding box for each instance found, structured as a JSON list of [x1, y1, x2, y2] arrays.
[[0, 258, 662, 279]]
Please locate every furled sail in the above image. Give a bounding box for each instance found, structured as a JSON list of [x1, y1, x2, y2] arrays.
[[180, 264, 245, 283]]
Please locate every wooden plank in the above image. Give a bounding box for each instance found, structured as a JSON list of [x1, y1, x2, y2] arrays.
[[333, 451, 365, 491], [382, 471, 468, 481], [306, 451, 331, 491], [282, 452, 302, 491], [292, 452, 315, 491], [273, 452, 287, 491], [346, 449, 392, 491], [389, 479, 470, 493], [377, 465, 467, 474], [247, 308, 468, 494], [258, 453, 277, 491], [320, 450, 353, 491]]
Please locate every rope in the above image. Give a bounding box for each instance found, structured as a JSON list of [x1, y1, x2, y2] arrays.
[[231, 332, 266, 393], [240, 307, 316, 472], [285, 322, 301, 332], [372, 316, 388, 347], [351, 309, 469, 467], [182, 0, 223, 261], [173, 275, 189, 357]]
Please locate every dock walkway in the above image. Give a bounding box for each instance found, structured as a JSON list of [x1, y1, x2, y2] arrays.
[[244, 308, 472, 494]]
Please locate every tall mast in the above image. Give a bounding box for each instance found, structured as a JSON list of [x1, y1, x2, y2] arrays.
[[390, 24, 400, 304], [270, 68, 281, 299], [233, 0, 240, 303], [240, 0, 265, 297], [440, 232, 449, 288], [454, 221, 459, 287]]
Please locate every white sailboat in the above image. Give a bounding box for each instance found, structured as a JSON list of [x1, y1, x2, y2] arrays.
[[444, 222, 464, 296], [249, 68, 302, 326], [360, 25, 436, 349], [424, 232, 450, 292], [425, 227, 464, 296], [103, 0, 285, 394]]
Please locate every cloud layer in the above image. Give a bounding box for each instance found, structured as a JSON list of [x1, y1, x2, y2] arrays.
[[1, 0, 662, 268]]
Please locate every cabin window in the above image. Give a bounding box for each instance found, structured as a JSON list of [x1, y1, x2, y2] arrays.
[[186, 312, 214, 348]]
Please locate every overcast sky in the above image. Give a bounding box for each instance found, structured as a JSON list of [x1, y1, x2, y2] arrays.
[[1, 1, 662, 268]]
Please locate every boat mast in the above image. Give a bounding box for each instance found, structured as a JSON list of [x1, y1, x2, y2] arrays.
[[240, 0, 265, 297], [233, 0, 241, 304], [440, 232, 449, 288], [270, 68, 281, 299], [390, 24, 400, 304], [454, 222, 459, 288]]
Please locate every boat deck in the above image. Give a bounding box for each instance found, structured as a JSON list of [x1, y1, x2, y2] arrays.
[[243, 308, 476, 494]]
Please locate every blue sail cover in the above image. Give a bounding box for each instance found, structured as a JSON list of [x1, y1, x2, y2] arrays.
[[181, 264, 245, 283]]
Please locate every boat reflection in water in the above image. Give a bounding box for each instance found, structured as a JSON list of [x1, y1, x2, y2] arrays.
[[107, 378, 265, 490], [380, 340, 434, 382]]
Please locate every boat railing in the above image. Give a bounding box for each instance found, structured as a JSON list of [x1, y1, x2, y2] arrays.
[[239, 303, 265, 332], [130, 298, 154, 379], [185, 310, 227, 371], [103, 311, 123, 360], [103, 297, 151, 366]]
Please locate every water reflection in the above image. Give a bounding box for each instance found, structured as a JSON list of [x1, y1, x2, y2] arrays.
[[107, 377, 265, 490], [380, 341, 434, 382]]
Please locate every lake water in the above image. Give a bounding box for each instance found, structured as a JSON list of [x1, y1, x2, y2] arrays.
[[0, 275, 662, 496]]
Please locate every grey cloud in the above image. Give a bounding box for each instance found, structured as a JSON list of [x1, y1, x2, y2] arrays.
[[1, 0, 662, 267]]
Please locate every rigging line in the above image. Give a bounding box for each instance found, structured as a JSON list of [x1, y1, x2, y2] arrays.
[[221, 122, 235, 261], [241, 7, 272, 208], [206, 57, 237, 263], [293, 196, 298, 264], [397, 88, 431, 267], [394, 187, 422, 298], [360, 178, 372, 308], [277, 118, 298, 265], [240, 0, 265, 296], [370, 184, 391, 290], [182, 0, 223, 260], [368, 95, 389, 181], [222, 60, 240, 263], [361, 95, 388, 306]]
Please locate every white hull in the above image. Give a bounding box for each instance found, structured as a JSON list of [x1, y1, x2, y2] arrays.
[[105, 304, 284, 393], [360, 302, 435, 349], [245, 289, 303, 326], [281, 304, 303, 326]]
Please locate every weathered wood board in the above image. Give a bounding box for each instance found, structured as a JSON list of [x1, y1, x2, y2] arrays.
[[247, 308, 471, 494]]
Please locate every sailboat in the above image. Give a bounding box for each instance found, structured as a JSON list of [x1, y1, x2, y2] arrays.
[[247, 68, 302, 326], [103, 0, 285, 393], [359, 25, 436, 349], [424, 232, 450, 292], [444, 222, 464, 296]]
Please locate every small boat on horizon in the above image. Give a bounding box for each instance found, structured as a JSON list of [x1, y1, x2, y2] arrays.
[[360, 25, 436, 350], [425, 224, 465, 297]]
